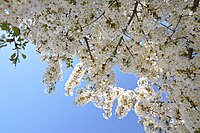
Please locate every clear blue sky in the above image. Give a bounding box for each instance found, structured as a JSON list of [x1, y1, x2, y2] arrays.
[[0, 41, 144, 133]]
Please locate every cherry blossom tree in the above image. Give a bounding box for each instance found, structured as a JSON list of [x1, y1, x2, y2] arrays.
[[0, 0, 199, 132]]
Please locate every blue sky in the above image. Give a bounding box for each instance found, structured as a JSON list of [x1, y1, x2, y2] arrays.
[[0, 41, 144, 133]]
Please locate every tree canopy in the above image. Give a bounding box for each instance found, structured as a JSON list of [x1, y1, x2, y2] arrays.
[[0, 0, 199, 132]]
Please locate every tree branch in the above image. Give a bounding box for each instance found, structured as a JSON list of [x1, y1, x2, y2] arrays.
[[83, 37, 94, 63], [104, 2, 138, 65], [193, 0, 199, 10], [160, 23, 174, 32], [168, 15, 183, 40], [82, 11, 105, 28], [108, 0, 118, 8], [125, 44, 135, 58], [127, 1, 138, 27]]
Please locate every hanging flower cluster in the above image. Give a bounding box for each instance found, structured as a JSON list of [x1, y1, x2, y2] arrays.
[[64, 61, 85, 96]]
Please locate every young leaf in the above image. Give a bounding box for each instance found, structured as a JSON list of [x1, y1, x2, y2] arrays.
[[0, 39, 5, 42], [0, 22, 10, 31], [22, 54, 26, 59], [11, 53, 16, 59], [0, 44, 7, 48], [12, 26, 20, 36]]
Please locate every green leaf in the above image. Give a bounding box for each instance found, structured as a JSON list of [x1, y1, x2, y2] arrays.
[[12, 26, 20, 36], [66, 58, 73, 68], [11, 53, 16, 59], [0, 22, 10, 31], [0, 44, 7, 48], [17, 37, 24, 42], [66, 0, 76, 4], [42, 24, 48, 30], [138, 119, 144, 125], [13, 58, 17, 66], [0, 39, 5, 42], [22, 54, 26, 59], [60, 55, 66, 62]]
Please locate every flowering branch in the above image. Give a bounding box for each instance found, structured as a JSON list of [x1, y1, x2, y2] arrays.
[[82, 11, 105, 29], [83, 36, 94, 63]]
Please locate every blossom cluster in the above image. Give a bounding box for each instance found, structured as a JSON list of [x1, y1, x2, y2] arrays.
[[64, 61, 85, 96], [43, 55, 62, 94]]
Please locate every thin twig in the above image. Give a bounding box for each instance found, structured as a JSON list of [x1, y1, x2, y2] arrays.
[[83, 37, 94, 63], [127, 2, 138, 26], [125, 44, 135, 58], [113, 36, 123, 55], [168, 15, 183, 39], [104, 2, 139, 65], [108, 0, 117, 8], [193, 0, 199, 9], [82, 11, 105, 28], [160, 23, 174, 32], [167, 36, 188, 43]]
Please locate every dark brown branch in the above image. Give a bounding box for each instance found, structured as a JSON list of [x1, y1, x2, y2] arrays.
[[105, 36, 123, 64], [82, 11, 105, 28], [113, 36, 123, 55], [193, 0, 199, 10], [120, 2, 138, 50], [104, 2, 139, 65], [168, 36, 188, 43], [82, 0, 121, 29], [125, 44, 135, 58], [122, 2, 139, 35], [83, 37, 94, 63], [160, 23, 174, 32], [108, 0, 117, 8], [187, 48, 193, 60], [167, 15, 183, 40], [127, 2, 138, 26], [167, 36, 194, 60]]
